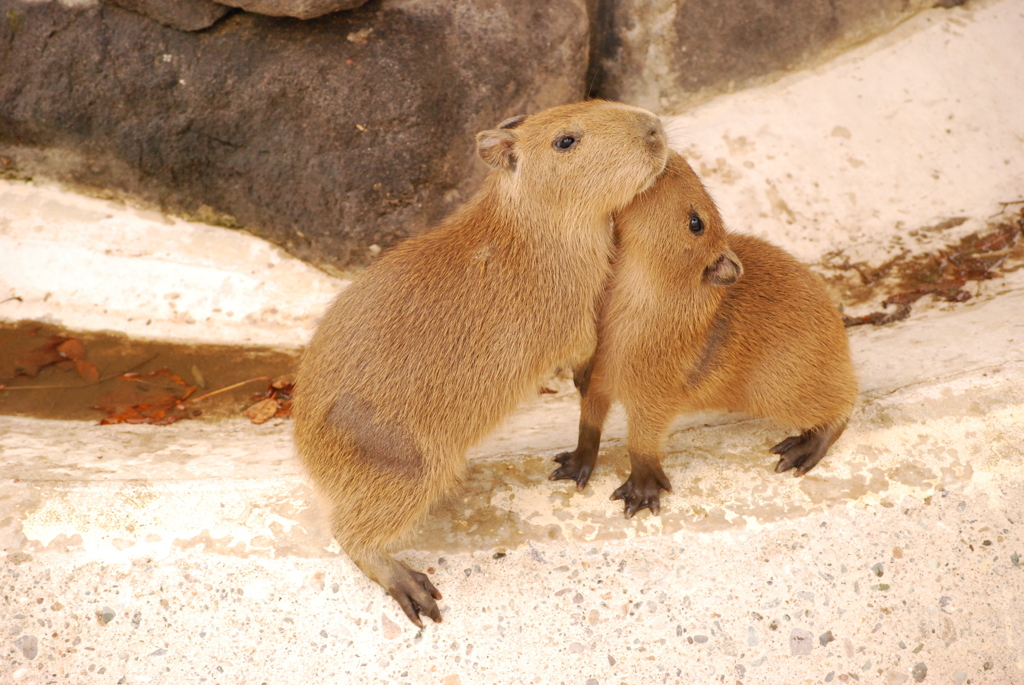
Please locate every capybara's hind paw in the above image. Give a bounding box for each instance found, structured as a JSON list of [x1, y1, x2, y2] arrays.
[[611, 463, 672, 518], [387, 565, 443, 629], [550, 449, 597, 490], [770, 429, 830, 476]]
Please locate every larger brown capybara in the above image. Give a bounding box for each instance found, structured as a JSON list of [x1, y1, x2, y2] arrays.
[[294, 100, 669, 626]]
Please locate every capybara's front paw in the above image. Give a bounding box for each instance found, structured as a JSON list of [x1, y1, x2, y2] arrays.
[[611, 462, 672, 518], [386, 564, 443, 629], [550, 449, 598, 491]]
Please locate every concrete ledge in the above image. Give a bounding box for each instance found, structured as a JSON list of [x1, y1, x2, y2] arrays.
[[0, 179, 343, 347], [3, 287, 1023, 682]]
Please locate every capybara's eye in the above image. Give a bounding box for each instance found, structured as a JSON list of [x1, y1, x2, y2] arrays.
[[689, 213, 705, 236], [554, 135, 578, 151]]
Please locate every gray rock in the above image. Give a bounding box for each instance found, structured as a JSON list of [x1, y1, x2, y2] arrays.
[[14, 634, 38, 660], [790, 628, 813, 656], [216, 0, 367, 20], [588, 0, 935, 112], [103, 0, 231, 31], [912, 662, 928, 682], [0, 0, 588, 270]]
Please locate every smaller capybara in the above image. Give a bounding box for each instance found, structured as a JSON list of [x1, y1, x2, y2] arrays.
[[551, 150, 857, 517], [294, 100, 669, 626]]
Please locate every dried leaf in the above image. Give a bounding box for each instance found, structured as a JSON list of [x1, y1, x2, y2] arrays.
[[95, 369, 195, 425], [75, 360, 101, 383], [272, 379, 295, 396], [244, 398, 280, 424], [839, 220, 1022, 327], [250, 379, 294, 405], [4, 329, 100, 382], [242, 378, 295, 423], [271, 375, 295, 390], [12, 335, 65, 377], [56, 338, 87, 361], [274, 399, 293, 419]]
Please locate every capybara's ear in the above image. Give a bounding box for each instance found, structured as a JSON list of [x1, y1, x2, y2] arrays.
[[477, 128, 519, 171], [497, 115, 527, 130], [704, 247, 743, 286]]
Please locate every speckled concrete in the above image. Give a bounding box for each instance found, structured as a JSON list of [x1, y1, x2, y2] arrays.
[[3, 292, 1023, 682], [3, 1, 1024, 683]]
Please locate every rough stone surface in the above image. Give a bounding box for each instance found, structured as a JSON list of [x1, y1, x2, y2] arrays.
[[791, 628, 814, 656], [589, 0, 935, 112], [102, 0, 231, 31], [13, 634, 38, 660], [216, 0, 367, 20], [0, 0, 588, 270]]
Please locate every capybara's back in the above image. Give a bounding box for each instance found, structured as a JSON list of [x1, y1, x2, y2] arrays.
[[691, 232, 857, 434]]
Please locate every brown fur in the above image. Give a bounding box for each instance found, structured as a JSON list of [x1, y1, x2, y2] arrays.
[[294, 100, 668, 626], [551, 151, 858, 517]]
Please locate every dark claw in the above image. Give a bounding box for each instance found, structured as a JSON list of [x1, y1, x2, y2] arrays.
[[769, 435, 802, 456], [770, 428, 833, 476], [610, 463, 672, 518], [774, 457, 797, 474], [388, 567, 443, 628], [550, 450, 596, 490]]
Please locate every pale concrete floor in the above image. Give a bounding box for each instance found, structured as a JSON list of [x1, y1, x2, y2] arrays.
[[3, 1, 1024, 683]]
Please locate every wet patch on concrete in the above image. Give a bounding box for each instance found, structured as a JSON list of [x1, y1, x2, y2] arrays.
[[0, 321, 298, 421]]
